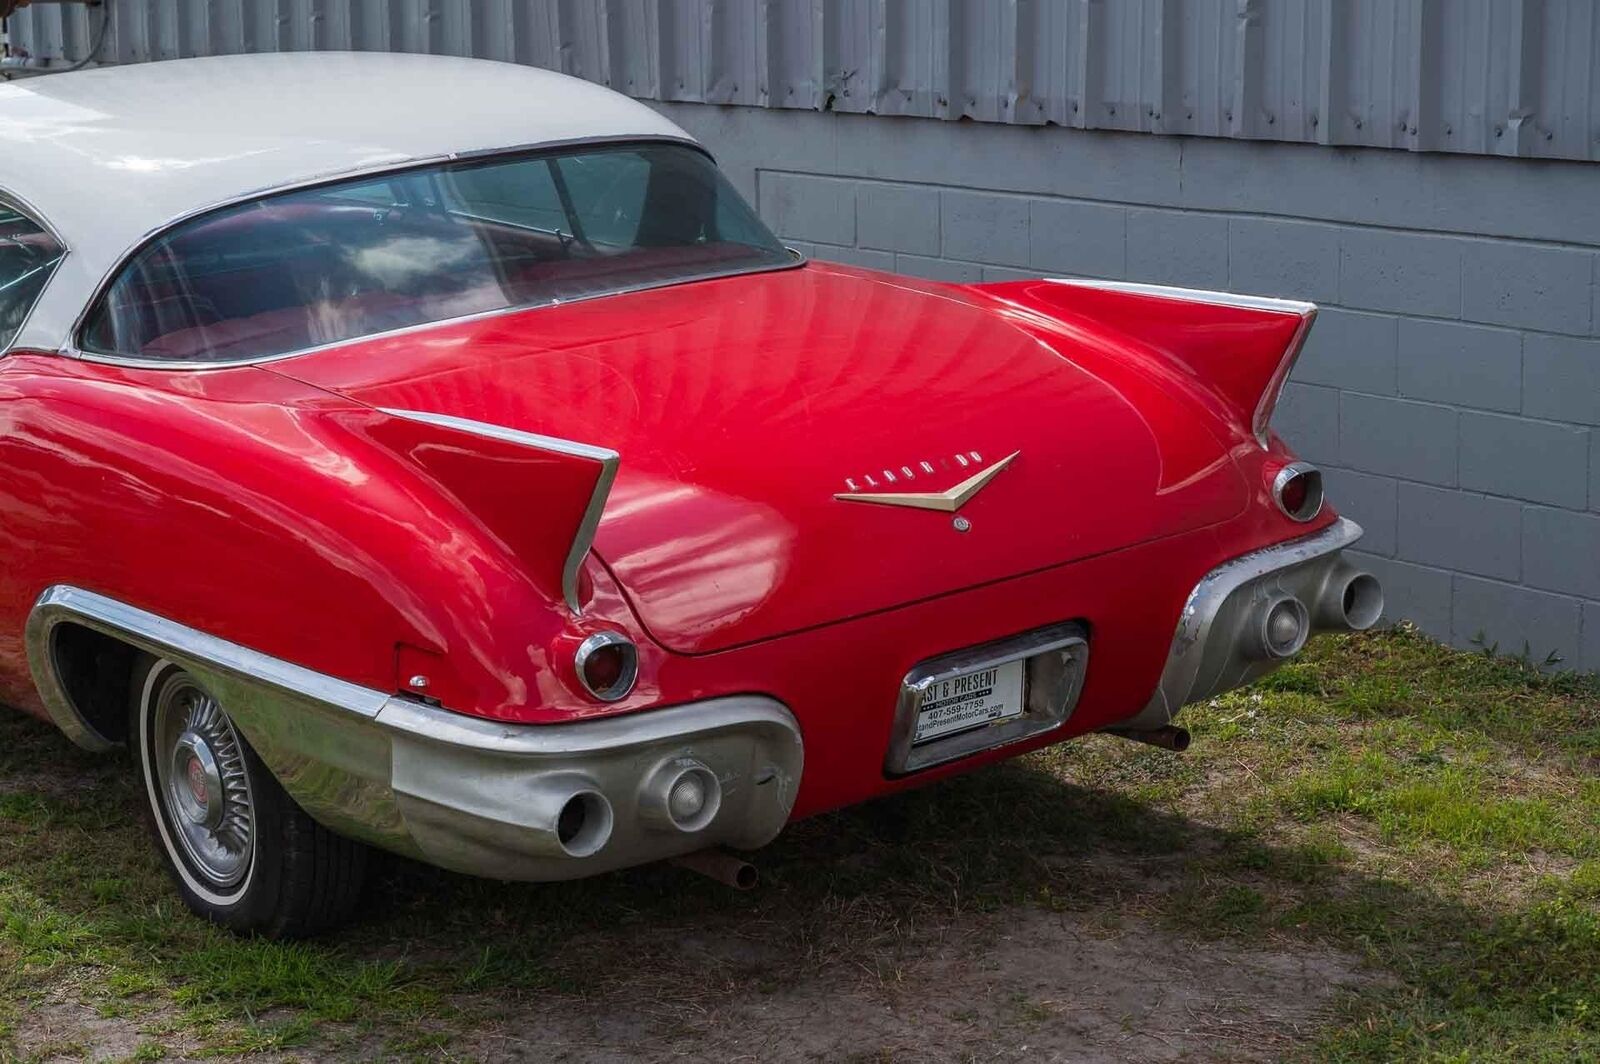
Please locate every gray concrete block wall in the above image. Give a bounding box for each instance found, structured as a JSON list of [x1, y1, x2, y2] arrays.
[[656, 102, 1600, 672]]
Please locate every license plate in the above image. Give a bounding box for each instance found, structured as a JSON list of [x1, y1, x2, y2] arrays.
[[913, 658, 1026, 744]]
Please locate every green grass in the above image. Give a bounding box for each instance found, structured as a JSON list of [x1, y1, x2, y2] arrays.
[[0, 625, 1595, 1060]]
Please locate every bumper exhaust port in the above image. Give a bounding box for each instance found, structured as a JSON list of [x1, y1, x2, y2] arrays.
[[554, 789, 614, 858], [1316, 561, 1384, 631], [516, 775, 615, 859]]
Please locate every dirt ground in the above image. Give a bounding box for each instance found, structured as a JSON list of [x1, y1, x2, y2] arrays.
[[5, 842, 1369, 1064], [454, 912, 1364, 1062]]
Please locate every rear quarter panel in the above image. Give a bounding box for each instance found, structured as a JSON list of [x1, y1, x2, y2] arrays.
[[0, 354, 648, 725]]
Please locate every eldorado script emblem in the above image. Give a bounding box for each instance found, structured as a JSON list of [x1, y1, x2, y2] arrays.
[[834, 451, 1020, 512]]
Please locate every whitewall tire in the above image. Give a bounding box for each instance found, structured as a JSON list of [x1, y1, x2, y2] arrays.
[[130, 657, 369, 937]]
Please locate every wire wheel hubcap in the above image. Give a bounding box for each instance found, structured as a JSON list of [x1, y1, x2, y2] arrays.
[[152, 675, 254, 889]]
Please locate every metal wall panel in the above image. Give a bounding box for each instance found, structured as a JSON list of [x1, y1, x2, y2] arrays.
[[6, 0, 1598, 161]]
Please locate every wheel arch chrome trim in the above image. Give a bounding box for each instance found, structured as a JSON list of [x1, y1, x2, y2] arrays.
[[377, 409, 619, 615], [26, 585, 390, 752], [26, 582, 806, 876], [24, 585, 805, 881]]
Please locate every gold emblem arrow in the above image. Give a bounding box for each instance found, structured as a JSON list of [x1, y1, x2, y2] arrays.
[[833, 451, 1020, 512]]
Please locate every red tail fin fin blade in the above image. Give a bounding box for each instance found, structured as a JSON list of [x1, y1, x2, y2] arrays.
[[361, 408, 617, 613], [973, 279, 1316, 444]]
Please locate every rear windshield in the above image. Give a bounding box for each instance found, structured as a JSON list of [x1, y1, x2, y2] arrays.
[[80, 142, 792, 363], [1, 204, 65, 352]]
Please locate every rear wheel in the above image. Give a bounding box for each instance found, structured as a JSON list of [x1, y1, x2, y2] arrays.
[[130, 657, 368, 937]]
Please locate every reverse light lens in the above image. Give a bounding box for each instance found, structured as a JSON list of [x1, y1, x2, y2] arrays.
[[1255, 594, 1311, 660], [575, 632, 638, 702], [640, 758, 723, 834], [669, 774, 708, 821]]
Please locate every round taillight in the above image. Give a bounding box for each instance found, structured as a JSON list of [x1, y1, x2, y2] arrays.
[[1272, 462, 1324, 523], [575, 632, 638, 702], [1280, 476, 1309, 515]]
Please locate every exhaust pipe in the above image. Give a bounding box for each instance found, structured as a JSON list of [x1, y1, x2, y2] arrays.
[[671, 848, 759, 890], [1315, 560, 1384, 632], [518, 775, 615, 858], [1107, 725, 1191, 752]]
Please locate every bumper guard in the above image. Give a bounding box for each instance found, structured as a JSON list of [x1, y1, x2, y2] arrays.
[[1120, 517, 1379, 730]]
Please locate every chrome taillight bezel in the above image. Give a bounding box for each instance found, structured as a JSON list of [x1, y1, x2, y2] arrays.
[[1272, 461, 1325, 523], [574, 631, 639, 702]]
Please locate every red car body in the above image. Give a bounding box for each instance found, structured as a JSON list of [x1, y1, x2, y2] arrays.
[[5, 264, 1335, 809], [0, 54, 1378, 933]]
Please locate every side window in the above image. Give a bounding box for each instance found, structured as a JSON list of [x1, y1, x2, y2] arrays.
[[0, 203, 65, 352]]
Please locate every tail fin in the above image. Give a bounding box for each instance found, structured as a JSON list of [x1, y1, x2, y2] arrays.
[[351, 408, 617, 614], [973, 279, 1315, 445]]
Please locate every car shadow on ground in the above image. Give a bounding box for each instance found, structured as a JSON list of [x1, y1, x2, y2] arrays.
[[0, 704, 1580, 1062]]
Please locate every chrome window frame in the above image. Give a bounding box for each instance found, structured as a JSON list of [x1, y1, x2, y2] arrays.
[[0, 186, 69, 357], [64, 135, 805, 371]]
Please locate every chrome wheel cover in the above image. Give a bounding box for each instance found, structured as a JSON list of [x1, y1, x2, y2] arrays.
[[150, 673, 255, 890]]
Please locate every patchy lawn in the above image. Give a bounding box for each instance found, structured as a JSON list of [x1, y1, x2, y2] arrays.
[[1, 626, 1596, 1062]]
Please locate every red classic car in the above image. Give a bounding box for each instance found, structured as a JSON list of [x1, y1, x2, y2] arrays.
[[0, 52, 1381, 936]]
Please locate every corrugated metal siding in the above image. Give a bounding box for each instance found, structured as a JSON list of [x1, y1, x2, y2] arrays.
[[7, 0, 1598, 161]]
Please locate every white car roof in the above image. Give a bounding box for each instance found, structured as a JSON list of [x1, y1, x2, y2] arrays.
[[0, 52, 695, 352]]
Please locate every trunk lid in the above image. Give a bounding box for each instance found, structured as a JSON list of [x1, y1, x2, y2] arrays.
[[277, 263, 1247, 653]]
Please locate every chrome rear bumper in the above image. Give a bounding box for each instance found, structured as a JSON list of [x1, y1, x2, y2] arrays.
[[1119, 517, 1380, 730], [27, 586, 803, 882]]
